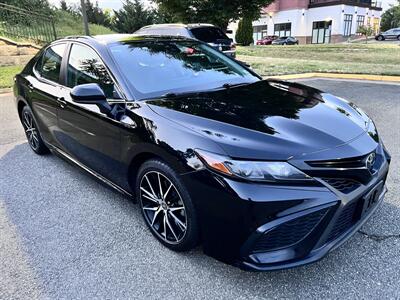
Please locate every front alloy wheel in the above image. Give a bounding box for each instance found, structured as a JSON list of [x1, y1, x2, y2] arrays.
[[137, 160, 199, 251], [21, 106, 49, 155]]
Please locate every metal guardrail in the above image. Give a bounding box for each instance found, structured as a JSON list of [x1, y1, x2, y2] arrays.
[[0, 3, 56, 44]]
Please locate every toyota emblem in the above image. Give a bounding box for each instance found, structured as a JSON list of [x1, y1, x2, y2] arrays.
[[365, 152, 376, 171]]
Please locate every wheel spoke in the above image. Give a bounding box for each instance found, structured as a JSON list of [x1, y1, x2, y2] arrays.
[[157, 173, 163, 199], [144, 174, 157, 198], [32, 132, 39, 142], [163, 212, 167, 241], [151, 207, 162, 226], [165, 214, 179, 241], [168, 211, 186, 230], [169, 206, 185, 212], [140, 187, 158, 202], [143, 206, 159, 211], [163, 183, 173, 200]]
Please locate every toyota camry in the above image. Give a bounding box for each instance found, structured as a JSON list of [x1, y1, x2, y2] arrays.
[[13, 34, 390, 271]]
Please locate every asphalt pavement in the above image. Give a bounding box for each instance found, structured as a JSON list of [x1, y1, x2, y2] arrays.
[[0, 79, 399, 299]]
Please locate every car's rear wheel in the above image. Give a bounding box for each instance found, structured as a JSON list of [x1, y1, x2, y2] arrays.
[[397, 35, 400, 41], [136, 159, 199, 251], [21, 106, 49, 155]]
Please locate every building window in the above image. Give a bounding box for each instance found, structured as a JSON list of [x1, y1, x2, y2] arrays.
[[312, 21, 332, 44], [253, 25, 268, 41], [274, 23, 291, 37], [343, 14, 353, 37], [356, 15, 365, 35], [373, 18, 380, 34]]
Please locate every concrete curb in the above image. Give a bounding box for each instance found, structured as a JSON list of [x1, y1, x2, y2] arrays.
[[266, 72, 400, 82], [0, 88, 12, 94]]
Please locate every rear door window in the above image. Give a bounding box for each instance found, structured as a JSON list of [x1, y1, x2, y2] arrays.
[[37, 43, 66, 83]]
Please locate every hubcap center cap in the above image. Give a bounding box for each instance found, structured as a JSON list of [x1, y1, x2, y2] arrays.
[[161, 202, 168, 210]]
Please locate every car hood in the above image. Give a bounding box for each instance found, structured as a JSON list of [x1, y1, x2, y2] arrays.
[[145, 80, 372, 160]]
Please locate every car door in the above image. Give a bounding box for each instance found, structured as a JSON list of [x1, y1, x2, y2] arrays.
[[57, 42, 126, 184], [28, 43, 67, 146]]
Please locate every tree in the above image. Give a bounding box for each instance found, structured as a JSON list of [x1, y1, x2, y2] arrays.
[[235, 17, 254, 46], [380, 1, 400, 32], [357, 25, 374, 43], [154, 0, 274, 30], [84, 0, 111, 28], [112, 0, 157, 33], [0, 0, 51, 13]]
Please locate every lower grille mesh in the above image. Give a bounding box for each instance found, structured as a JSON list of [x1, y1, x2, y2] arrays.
[[327, 201, 358, 242], [322, 178, 361, 194], [252, 208, 329, 253]]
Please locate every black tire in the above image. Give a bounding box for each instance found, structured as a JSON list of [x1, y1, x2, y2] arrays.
[[377, 35, 384, 41], [397, 35, 400, 41], [21, 105, 49, 155], [136, 159, 199, 251]]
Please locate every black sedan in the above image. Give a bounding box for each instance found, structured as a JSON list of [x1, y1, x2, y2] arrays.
[[272, 36, 299, 45], [14, 35, 390, 271]]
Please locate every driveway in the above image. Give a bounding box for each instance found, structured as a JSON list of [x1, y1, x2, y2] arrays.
[[1, 79, 399, 299]]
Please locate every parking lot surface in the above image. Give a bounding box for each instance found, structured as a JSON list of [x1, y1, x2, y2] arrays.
[[0, 79, 399, 299]]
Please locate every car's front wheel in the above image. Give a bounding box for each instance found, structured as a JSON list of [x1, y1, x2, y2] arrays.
[[397, 35, 400, 41], [21, 105, 49, 155], [377, 35, 384, 41], [136, 159, 199, 251]]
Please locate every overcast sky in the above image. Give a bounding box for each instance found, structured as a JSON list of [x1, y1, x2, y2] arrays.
[[48, 0, 398, 12]]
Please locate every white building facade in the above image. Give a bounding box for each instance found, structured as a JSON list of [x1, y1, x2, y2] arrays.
[[230, 0, 382, 44]]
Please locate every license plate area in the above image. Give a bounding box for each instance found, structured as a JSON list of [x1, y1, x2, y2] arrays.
[[361, 181, 384, 216]]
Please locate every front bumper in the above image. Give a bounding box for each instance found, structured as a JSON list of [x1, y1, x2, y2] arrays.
[[181, 145, 390, 271]]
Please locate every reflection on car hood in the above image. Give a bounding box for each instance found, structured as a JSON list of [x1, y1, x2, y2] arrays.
[[145, 80, 372, 160]]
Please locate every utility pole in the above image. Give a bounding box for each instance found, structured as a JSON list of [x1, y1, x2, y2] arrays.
[[80, 0, 90, 36]]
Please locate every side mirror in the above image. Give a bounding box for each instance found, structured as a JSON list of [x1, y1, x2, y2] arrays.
[[70, 83, 112, 115]]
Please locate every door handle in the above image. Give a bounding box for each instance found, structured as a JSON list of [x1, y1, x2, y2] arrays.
[[57, 97, 67, 108]]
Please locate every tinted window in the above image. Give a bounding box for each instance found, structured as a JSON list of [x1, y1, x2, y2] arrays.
[[190, 27, 229, 43], [38, 43, 66, 82], [67, 44, 119, 99], [109, 40, 259, 99]]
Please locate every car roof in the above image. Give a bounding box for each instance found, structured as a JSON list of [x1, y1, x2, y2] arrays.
[[55, 34, 194, 46]]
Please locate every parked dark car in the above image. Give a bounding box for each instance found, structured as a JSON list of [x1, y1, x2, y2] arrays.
[[135, 23, 236, 57], [14, 34, 390, 271], [256, 35, 278, 45], [375, 28, 400, 41], [272, 36, 299, 45]]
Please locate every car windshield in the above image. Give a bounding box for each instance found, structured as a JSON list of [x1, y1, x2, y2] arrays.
[[109, 39, 259, 100], [190, 27, 229, 43]]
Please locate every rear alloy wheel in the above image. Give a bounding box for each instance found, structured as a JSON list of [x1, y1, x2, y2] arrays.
[[137, 160, 199, 251], [21, 106, 49, 155]]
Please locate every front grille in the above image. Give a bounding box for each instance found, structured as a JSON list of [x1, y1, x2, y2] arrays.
[[306, 155, 367, 168], [252, 208, 329, 253], [326, 201, 359, 242], [322, 178, 361, 194]]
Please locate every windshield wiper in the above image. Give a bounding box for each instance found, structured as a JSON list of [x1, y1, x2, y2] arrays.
[[221, 82, 252, 89]]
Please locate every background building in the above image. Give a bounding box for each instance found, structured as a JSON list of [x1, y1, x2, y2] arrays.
[[230, 0, 383, 44]]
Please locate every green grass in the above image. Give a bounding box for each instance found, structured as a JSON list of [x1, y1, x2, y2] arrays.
[[0, 65, 23, 88], [237, 44, 400, 76]]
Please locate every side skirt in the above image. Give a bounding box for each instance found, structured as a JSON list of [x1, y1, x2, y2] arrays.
[[46, 143, 136, 201]]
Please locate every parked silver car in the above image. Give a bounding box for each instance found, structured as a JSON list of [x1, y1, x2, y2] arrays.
[[135, 23, 236, 57], [375, 28, 400, 41]]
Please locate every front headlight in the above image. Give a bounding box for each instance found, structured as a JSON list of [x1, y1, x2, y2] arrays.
[[195, 149, 311, 182]]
